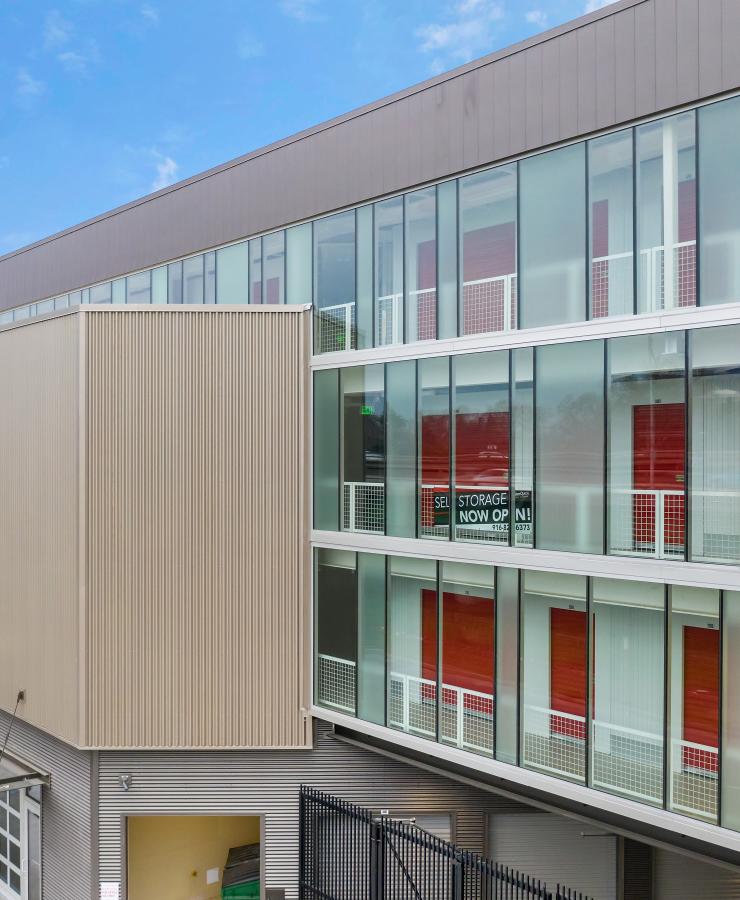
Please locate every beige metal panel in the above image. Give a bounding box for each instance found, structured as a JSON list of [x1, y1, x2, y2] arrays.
[[83, 307, 310, 749], [0, 314, 80, 745]]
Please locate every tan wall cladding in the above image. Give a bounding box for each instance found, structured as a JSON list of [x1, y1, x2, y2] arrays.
[[83, 307, 310, 749], [0, 315, 80, 744]]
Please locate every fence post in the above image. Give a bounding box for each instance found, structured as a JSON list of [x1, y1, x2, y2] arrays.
[[370, 819, 384, 900], [452, 857, 464, 900]]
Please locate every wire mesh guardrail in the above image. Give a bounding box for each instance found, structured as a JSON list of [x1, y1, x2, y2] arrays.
[[300, 786, 594, 900]]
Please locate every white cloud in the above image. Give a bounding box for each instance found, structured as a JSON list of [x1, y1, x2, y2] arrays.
[[236, 30, 265, 60], [584, 0, 618, 11], [525, 9, 548, 28], [280, 0, 323, 22], [140, 4, 159, 25], [44, 10, 72, 49], [416, 0, 505, 69], [16, 68, 45, 98], [151, 155, 179, 191]]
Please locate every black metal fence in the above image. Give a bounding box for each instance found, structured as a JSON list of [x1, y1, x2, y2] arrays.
[[299, 787, 592, 900]]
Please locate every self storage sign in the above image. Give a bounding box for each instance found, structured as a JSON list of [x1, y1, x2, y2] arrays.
[[433, 489, 532, 533]]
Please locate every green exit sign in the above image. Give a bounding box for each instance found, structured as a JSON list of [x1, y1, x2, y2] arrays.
[[361, 404, 375, 416]]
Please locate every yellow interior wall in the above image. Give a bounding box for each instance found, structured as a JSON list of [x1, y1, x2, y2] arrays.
[[127, 815, 260, 900]]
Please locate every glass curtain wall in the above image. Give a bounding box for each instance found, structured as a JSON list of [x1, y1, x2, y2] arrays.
[[590, 578, 665, 807], [357, 552, 387, 725], [356, 205, 374, 350], [535, 340, 604, 553], [459, 166, 517, 335], [440, 562, 495, 757], [418, 357, 450, 540], [690, 325, 740, 564], [607, 333, 686, 560], [313, 370, 339, 531], [511, 348, 534, 547], [341, 366, 385, 534], [495, 567, 519, 764], [262, 231, 285, 304], [216, 243, 249, 304], [286, 223, 313, 305], [314, 211, 356, 353], [126, 271, 151, 304], [375, 197, 404, 347], [315, 549, 358, 715], [453, 351, 510, 545], [249, 240, 262, 304], [636, 111, 696, 313], [387, 556, 438, 741], [723, 590, 740, 831], [588, 129, 634, 318], [183, 255, 204, 304], [520, 145, 586, 328], [521, 571, 588, 783], [668, 586, 720, 823], [405, 188, 437, 343]]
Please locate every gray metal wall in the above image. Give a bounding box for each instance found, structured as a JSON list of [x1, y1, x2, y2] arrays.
[[2, 0, 739, 311], [0, 711, 95, 900], [97, 722, 529, 899]]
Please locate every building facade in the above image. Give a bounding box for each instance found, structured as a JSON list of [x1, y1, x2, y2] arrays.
[[2, 0, 740, 897]]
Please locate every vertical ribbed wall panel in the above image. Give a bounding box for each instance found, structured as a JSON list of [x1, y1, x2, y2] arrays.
[[84, 307, 309, 749], [0, 711, 94, 900], [0, 315, 80, 744], [97, 722, 527, 898]]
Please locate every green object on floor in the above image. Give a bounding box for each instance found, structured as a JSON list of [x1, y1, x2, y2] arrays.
[[221, 878, 259, 899], [221, 844, 260, 899]]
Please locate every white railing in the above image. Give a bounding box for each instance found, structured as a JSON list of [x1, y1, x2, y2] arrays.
[[317, 654, 356, 714], [343, 481, 384, 534], [669, 738, 718, 819], [522, 705, 586, 779], [462, 274, 517, 336], [376, 292, 404, 346], [591, 719, 663, 804], [640, 240, 696, 312], [316, 301, 356, 353], [408, 287, 437, 342], [610, 488, 684, 559], [591, 251, 633, 318], [388, 671, 494, 753], [691, 489, 740, 563]]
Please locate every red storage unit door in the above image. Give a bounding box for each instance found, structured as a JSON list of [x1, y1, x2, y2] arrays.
[[549, 608, 587, 740], [682, 625, 720, 772]]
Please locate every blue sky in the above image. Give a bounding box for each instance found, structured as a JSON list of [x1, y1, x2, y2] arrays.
[[0, 0, 617, 255]]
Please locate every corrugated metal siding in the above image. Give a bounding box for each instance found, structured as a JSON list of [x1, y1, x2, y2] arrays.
[[83, 307, 309, 749], [0, 711, 94, 900], [654, 847, 740, 899], [97, 721, 527, 899], [488, 812, 618, 900], [0, 315, 80, 744], [2, 0, 739, 310]]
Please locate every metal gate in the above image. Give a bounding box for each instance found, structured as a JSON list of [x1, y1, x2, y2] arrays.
[[299, 786, 593, 900]]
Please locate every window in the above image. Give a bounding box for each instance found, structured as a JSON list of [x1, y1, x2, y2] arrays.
[[152, 267, 167, 304], [441, 562, 495, 757], [668, 586, 720, 823], [636, 111, 696, 313], [286, 223, 312, 305], [460, 166, 517, 335], [535, 340, 604, 554], [700, 97, 740, 306], [590, 578, 665, 807], [495, 567, 519, 764], [126, 271, 151, 304], [341, 366, 385, 534], [314, 211, 356, 353], [183, 255, 204, 304], [607, 333, 686, 560], [588, 129, 634, 318], [405, 188, 437, 343], [357, 552, 386, 725], [418, 357, 450, 541], [375, 197, 404, 346], [315, 549, 357, 715], [313, 369, 339, 531], [520, 145, 586, 328], [386, 360, 417, 538], [167, 261, 183, 304], [722, 590, 740, 831], [0, 788, 39, 899], [262, 231, 285, 304], [511, 348, 534, 548], [249, 239, 262, 304], [387, 556, 437, 741], [204, 251, 216, 304], [521, 571, 587, 783], [356, 205, 373, 350], [90, 283, 112, 305], [437, 180, 458, 340], [453, 352, 510, 545], [690, 325, 740, 563], [216, 243, 249, 305]]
